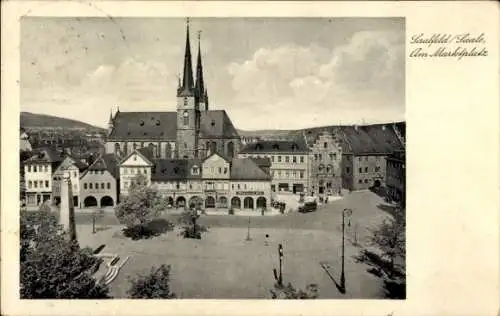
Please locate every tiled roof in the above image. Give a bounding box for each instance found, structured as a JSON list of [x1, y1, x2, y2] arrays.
[[136, 147, 155, 163], [249, 157, 272, 168], [24, 147, 64, 164], [300, 123, 405, 155], [230, 158, 272, 181], [86, 153, 120, 178], [107, 110, 240, 141], [151, 159, 202, 181], [239, 139, 310, 154]]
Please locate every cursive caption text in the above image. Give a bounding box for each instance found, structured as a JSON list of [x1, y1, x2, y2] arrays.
[[409, 33, 487, 60]]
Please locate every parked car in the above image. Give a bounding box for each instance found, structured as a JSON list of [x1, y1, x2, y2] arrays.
[[298, 201, 317, 213]]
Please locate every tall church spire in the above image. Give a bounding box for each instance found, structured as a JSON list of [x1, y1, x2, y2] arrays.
[[179, 18, 194, 96], [195, 30, 205, 100]]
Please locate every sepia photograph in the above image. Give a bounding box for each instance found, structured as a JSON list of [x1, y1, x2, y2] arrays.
[[18, 16, 407, 300]]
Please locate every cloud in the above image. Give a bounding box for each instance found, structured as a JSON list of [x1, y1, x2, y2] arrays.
[[226, 30, 404, 130]]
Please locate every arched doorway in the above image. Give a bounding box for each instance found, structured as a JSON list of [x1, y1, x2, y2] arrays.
[[219, 196, 228, 208], [243, 197, 254, 209], [100, 196, 114, 207], [166, 196, 174, 206], [256, 197, 267, 209], [231, 197, 241, 209], [84, 196, 98, 207], [189, 196, 203, 209], [176, 196, 186, 208], [205, 196, 216, 208]]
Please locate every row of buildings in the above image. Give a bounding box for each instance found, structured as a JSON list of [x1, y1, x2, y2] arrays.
[[21, 19, 406, 211]]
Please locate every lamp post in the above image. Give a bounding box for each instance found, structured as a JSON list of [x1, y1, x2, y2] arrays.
[[340, 208, 353, 293]]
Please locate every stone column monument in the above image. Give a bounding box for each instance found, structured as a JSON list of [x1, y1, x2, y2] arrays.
[[60, 171, 77, 242]]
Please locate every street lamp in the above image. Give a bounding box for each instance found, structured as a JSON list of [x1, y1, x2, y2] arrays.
[[340, 208, 353, 293]]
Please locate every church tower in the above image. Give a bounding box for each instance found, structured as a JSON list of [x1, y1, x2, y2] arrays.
[[195, 31, 208, 112], [176, 18, 200, 159]]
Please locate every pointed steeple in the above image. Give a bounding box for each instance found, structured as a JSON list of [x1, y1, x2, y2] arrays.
[[195, 30, 205, 100], [179, 18, 194, 96], [204, 88, 209, 110]]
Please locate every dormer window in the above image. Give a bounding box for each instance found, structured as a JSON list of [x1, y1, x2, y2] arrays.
[[192, 165, 199, 175], [140, 120, 145, 126], [156, 120, 160, 126], [174, 167, 179, 174], [211, 120, 215, 127], [272, 144, 279, 150], [291, 144, 298, 151]]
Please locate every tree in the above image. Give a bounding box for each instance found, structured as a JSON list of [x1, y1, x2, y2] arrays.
[[115, 174, 171, 239], [369, 210, 405, 274], [178, 208, 207, 239], [20, 205, 110, 299], [127, 264, 176, 299], [356, 208, 406, 298]]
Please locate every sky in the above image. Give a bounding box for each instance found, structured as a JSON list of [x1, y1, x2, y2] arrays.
[[21, 17, 405, 130]]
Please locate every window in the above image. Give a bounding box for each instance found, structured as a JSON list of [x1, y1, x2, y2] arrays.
[[34, 181, 38, 188], [192, 167, 199, 174], [319, 154, 322, 160], [84, 183, 87, 190], [375, 166, 380, 172], [364, 179, 369, 183], [184, 97, 188, 106], [89, 183, 93, 189], [326, 165, 331, 173], [218, 167, 222, 174], [324, 142, 327, 148], [292, 171, 297, 178], [358, 179, 362, 183], [53, 177, 57, 181], [285, 171, 289, 178], [44, 165, 48, 172], [232, 184, 235, 190], [237, 184, 240, 189], [34, 165, 37, 172], [285, 156, 290, 163], [364, 167, 368, 173], [224, 167, 228, 174], [346, 167, 350, 173], [183, 111, 189, 125], [73, 171, 77, 177], [133, 155, 137, 161], [28, 181, 32, 189], [299, 171, 304, 179], [45, 181, 49, 188], [300, 156, 304, 163], [278, 156, 282, 162], [101, 183, 105, 189], [314, 154, 318, 161], [292, 156, 296, 163], [143, 169, 147, 174], [271, 156, 275, 162], [318, 164, 324, 171], [359, 168, 362, 173], [27, 165, 31, 172]]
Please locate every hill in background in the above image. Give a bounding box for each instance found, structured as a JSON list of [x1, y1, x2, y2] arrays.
[[21, 112, 106, 132]]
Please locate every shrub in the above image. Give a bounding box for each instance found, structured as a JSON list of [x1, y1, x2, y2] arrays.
[[127, 264, 176, 299], [270, 282, 318, 299], [178, 209, 208, 239]]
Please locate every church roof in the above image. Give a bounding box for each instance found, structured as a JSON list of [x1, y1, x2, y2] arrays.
[[230, 158, 272, 181], [107, 110, 240, 141]]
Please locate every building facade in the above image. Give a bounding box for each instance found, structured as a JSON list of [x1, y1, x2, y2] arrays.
[[105, 21, 241, 161], [80, 153, 119, 208], [23, 148, 63, 206], [119, 148, 154, 195], [386, 150, 405, 206], [308, 130, 343, 196], [238, 140, 311, 194], [52, 156, 87, 207]]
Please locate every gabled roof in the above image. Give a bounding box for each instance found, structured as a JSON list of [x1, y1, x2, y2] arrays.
[[83, 153, 120, 179], [54, 155, 88, 174], [230, 158, 272, 181], [249, 157, 272, 169], [151, 158, 202, 181], [119, 147, 155, 166], [202, 150, 231, 163], [239, 139, 310, 154], [107, 110, 240, 141]]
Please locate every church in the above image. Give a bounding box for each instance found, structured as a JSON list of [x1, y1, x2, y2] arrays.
[[105, 20, 241, 160]]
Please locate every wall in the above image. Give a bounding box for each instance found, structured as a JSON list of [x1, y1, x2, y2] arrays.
[[229, 180, 272, 210], [352, 155, 387, 190], [24, 163, 53, 205], [80, 170, 117, 208], [310, 132, 343, 195]]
